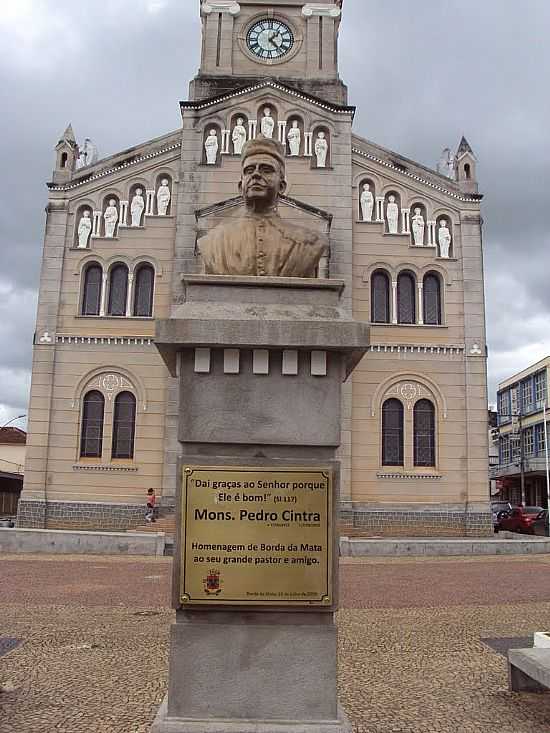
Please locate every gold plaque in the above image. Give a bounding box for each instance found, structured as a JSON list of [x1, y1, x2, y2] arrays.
[[180, 466, 333, 607]]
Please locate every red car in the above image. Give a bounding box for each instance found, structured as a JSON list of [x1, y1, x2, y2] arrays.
[[497, 506, 545, 534]]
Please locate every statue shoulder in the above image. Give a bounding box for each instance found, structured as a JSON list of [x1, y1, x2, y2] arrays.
[[281, 220, 328, 248]]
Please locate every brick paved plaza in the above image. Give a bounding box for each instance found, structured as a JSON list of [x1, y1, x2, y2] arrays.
[[1, 553, 550, 732]]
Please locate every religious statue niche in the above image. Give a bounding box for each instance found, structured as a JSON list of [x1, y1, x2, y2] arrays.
[[260, 106, 276, 139], [103, 197, 119, 238], [204, 128, 220, 165], [438, 218, 452, 258], [314, 130, 329, 168], [130, 187, 145, 227], [287, 118, 303, 157], [232, 117, 248, 155], [385, 193, 400, 234], [76, 208, 93, 248], [198, 136, 327, 278], [411, 204, 426, 246], [360, 181, 375, 222], [156, 178, 172, 216]]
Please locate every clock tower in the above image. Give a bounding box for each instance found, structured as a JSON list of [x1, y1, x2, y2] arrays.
[[192, 0, 347, 104]]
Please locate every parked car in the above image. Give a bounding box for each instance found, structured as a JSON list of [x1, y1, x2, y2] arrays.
[[533, 510, 549, 537], [497, 506, 544, 535], [491, 501, 512, 530]]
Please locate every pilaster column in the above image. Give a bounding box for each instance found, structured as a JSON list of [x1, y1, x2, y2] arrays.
[[401, 208, 411, 234], [146, 190, 156, 216], [126, 273, 134, 317], [119, 201, 129, 227], [391, 280, 398, 324], [427, 220, 437, 246], [221, 130, 231, 154], [92, 211, 102, 237], [376, 197, 385, 222], [248, 120, 257, 140], [278, 121, 287, 146], [417, 283, 424, 325], [100, 273, 108, 317], [304, 132, 313, 157]]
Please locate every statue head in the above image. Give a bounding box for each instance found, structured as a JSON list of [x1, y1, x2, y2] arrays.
[[237, 117, 243, 125], [83, 210, 90, 218], [263, 107, 271, 117], [161, 179, 168, 186], [239, 135, 286, 211], [209, 129, 217, 137], [292, 120, 299, 128], [109, 199, 116, 206], [136, 188, 142, 195], [440, 218, 447, 228], [388, 195, 395, 203], [318, 131, 326, 139], [415, 207, 421, 215], [363, 183, 370, 191]]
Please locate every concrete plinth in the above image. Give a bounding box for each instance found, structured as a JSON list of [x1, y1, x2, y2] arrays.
[[152, 697, 352, 733]]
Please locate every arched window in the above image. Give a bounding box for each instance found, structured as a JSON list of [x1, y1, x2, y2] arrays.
[[111, 392, 137, 460], [61, 152, 68, 168], [382, 399, 404, 466], [371, 270, 390, 324], [107, 264, 129, 317], [414, 399, 436, 467], [423, 273, 442, 325], [80, 391, 105, 458], [397, 272, 416, 324], [133, 264, 154, 317], [464, 163, 471, 180], [82, 264, 102, 316]]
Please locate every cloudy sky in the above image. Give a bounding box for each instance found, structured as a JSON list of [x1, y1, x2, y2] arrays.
[[0, 0, 549, 428]]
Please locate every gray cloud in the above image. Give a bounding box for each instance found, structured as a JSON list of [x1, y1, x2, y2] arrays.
[[0, 0, 549, 423]]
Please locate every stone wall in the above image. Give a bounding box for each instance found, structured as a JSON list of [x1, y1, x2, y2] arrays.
[[16, 499, 145, 531]]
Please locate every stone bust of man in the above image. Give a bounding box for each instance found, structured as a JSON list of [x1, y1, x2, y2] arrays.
[[199, 136, 328, 278]]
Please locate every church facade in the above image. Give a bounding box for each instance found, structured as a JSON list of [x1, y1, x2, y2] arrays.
[[18, 0, 491, 537]]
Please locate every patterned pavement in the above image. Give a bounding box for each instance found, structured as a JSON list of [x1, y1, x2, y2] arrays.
[[1, 553, 550, 732]]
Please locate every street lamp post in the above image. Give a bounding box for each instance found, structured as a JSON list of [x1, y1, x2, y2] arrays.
[[1, 414, 26, 429]]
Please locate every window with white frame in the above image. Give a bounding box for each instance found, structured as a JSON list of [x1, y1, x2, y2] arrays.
[[535, 371, 547, 406], [501, 435, 511, 464], [521, 378, 533, 412], [523, 426, 534, 456], [498, 389, 510, 419], [535, 423, 546, 455]]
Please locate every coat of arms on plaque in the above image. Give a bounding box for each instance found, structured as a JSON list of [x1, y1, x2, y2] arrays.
[[203, 569, 222, 595]]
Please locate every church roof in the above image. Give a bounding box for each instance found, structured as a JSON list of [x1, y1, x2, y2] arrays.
[[352, 133, 483, 203], [0, 427, 27, 445], [181, 78, 355, 117], [457, 135, 474, 156]]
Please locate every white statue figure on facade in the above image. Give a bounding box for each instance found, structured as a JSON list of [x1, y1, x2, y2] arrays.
[[287, 121, 301, 156], [232, 118, 247, 155], [104, 200, 119, 238], [386, 195, 399, 234], [261, 107, 275, 139], [157, 179, 171, 216], [130, 188, 145, 227], [315, 132, 329, 168], [411, 207, 425, 246], [205, 130, 219, 165], [77, 210, 92, 248], [360, 183, 374, 222], [438, 219, 452, 258]]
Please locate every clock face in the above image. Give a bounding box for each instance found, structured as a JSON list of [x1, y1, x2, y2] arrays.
[[246, 19, 294, 61]]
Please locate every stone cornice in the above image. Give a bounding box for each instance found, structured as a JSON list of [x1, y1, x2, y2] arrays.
[[201, 1, 240, 14], [352, 145, 483, 204], [302, 3, 341, 17], [47, 143, 181, 192], [181, 79, 356, 117]]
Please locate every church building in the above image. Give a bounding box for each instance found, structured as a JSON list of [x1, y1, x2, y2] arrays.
[[18, 0, 491, 537]]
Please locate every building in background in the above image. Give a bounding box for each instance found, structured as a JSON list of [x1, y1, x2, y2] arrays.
[[18, 0, 490, 537], [492, 356, 550, 508], [0, 427, 26, 516]]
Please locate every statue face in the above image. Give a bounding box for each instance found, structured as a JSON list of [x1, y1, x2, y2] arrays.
[[364, 184, 370, 191], [389, 195, 395, 203], [237, 118, 243, 125], [264, 108, 271, 116], [415, 207, 420, 214], [109, 199, 116, 206], [209, 130, 216, 137], [292, 121, 298, 128], [318, 132, 325, 139], [441, 219, 447, 227], [83, 211, 90, 218], [136, 188, 142, 195], [240, 153, 286, 206], [161, 179, 168, 186]]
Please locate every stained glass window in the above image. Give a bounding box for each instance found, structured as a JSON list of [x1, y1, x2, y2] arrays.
[[382, 399, 404, 466], [111, 392, 136, 460], [80, 391, 104, 458], [414, 399, 436, 467]]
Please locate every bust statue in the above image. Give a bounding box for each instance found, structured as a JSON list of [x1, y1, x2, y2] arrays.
[[199, 136, 327, 278]]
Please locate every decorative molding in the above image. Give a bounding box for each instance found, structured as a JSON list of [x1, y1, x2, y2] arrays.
[[48, 144, 181, 191], [376, 472, 443, 480], [181, 80, 356, 117], [73, 464, 139, 472], [38, 331, 53, 344], [57, 335, 153, 346], [368, 344, 465, 356], [201, 1, 240, 14], [302, 3, 341, 18], [352, 146, 480, 203], [97, 373, 134, 400], [469, 343, 483, 356], [385, 381, 428, 410]]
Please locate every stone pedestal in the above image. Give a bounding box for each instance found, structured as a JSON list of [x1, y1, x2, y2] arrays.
[[153, 276, 368, 733]]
